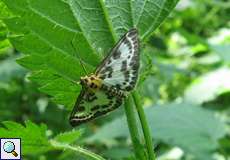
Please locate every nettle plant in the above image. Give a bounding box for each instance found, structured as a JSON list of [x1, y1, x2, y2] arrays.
[[0, 0, 179, 159]]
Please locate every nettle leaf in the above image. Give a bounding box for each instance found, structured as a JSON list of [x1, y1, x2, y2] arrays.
[[1, 0, 179, 108], [0, 120, 53, 154], [54, 129, 82, 144], [0, 121, 97, 158], [87, 103, 226, 158]]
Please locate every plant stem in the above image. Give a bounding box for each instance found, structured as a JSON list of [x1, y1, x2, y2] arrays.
[[50, 140, 106, 160], [132, 90, 156, 160], [124, 96, 146, 160]]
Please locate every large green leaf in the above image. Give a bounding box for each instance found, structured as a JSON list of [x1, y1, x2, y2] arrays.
[[87, 103, 226, 159], [1, 0, 179, 108]]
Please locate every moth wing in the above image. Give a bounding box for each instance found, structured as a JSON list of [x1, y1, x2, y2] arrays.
[[69, 87, 123, 126], [96, 28, 139, 91]]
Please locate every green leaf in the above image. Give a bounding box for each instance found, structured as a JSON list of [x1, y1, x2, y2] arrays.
[[54, 129, 82, 144], [1, 0, 179, 107], [87, 103, 226, 158], [133, 0, 179, 40], [50, 140, 106, 160], [0, 121, 104, 159], [0, 20, 11, 54], [147, 103, 225, 157], [0, 0, 12, 18], [103, 146, 133, 160], [219, 137, 230, 156], [184, 67, 230, 105], [0, 1, 13, 54], [0, 38, 11, 54], [0, 120, 53, 155]]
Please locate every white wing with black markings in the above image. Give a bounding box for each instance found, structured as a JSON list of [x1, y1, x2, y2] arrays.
[[96, 29, 139, 91], [69, 28, 140, 126]]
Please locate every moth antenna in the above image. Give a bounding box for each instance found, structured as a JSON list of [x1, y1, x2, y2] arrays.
[[71, 39, 88, 75]]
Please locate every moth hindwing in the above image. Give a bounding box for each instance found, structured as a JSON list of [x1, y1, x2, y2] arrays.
[[69, 28, 139, 126]]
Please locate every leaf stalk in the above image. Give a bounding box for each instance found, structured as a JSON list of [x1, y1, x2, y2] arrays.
[[132, 90, 156, 160], [124, 96, 146, 160]]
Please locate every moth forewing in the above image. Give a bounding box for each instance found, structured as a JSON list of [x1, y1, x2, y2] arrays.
[[69, 28, 140, 126], [96, 28, 139, 91]]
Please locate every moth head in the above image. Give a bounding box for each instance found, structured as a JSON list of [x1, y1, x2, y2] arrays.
[[80, 75, 102, 89], [80, 76, 90, 87]]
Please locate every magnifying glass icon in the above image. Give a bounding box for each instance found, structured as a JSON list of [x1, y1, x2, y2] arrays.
[[3, 141, 18, 157]]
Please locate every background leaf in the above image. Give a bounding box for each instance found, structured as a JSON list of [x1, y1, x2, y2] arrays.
[[88, 103, 226, 159]]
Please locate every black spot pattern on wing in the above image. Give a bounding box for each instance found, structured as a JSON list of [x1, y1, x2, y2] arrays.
[[113, 50, 122, 59], [99, 66, 113, 79], [95, 28, 140, 92], [69, 85, 125, 127], [125, 30, 139, 91], [121, 60, 127, 72], [91, 105, 100, 111]]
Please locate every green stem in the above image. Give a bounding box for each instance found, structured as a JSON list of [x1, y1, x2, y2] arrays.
[[50, 140, 106, 160], [124, 96, 146, 160], [132, 90, 156, 160]]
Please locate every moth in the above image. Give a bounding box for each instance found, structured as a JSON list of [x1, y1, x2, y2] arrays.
[[69, 28, 140, 126]]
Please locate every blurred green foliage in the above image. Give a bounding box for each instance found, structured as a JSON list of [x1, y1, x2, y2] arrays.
[[0, 0, 230, 160]]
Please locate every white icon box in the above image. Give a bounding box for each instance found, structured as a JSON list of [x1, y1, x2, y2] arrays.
[[0, 138, 21, 160]]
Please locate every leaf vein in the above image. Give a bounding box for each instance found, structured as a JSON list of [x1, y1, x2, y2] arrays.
[[98, 0, 117, 43], [28, 5, 80, 34], [141, 0, 167, 40]]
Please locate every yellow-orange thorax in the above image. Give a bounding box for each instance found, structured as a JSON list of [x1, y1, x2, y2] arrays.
[[80, 75, 102, 91]]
